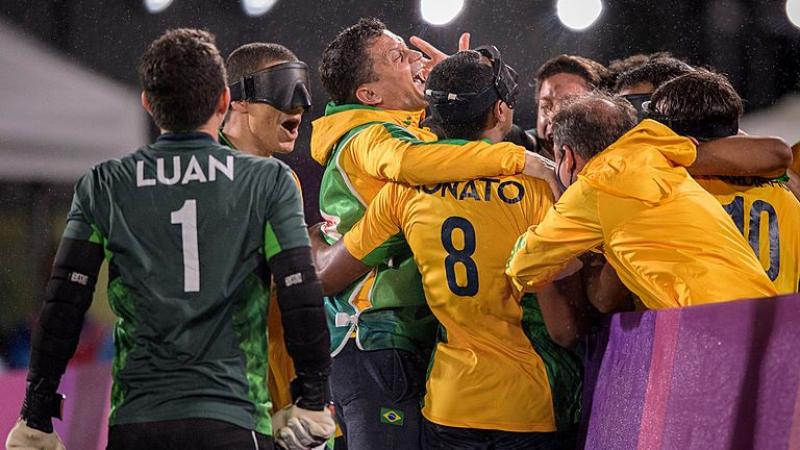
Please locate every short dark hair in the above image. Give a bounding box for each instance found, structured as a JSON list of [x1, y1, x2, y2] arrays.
[[614, 56, 694, 93], [651, 69, 742, 126], [138, 28, 226, 132], [608, 54, 651, 78], [226, 43, 297, 85], [552, 93, 637, 160], [426, 51, 495, 141], [319, 18, 385, 105], [608, 52, 673, 80], [535, 55, 612, 96], [652, 70, 756, 185]]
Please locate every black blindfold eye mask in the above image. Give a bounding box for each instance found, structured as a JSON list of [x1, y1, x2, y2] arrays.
[[229, 61, 312, 113], [622, 93, 651, 121], [425, 45, 520, 122]]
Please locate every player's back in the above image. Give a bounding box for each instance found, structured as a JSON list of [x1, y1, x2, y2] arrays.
[[697, 177, 800, 293], [394, 175, 579, 432], [72, 133, 302, 432]]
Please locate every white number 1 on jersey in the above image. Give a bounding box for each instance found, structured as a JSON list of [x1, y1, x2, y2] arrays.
[[171, 199, 200, 292]]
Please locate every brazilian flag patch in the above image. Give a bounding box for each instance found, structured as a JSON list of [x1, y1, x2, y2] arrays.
[[380, 407, 404, 426]]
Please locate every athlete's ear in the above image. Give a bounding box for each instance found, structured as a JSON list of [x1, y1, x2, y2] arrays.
[[485, 100, 503, 129], [229, 99, 249, 114], [140, 91, 153, 116], [355, 85, 382, 106], [561, 144, 578, 168], [495, 100, 512, 126], [562, 144, 575, 166], [216, 87, 231, 116]]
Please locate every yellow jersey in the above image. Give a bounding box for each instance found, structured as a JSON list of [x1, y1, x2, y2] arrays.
[[697, 178, 800, 294], [311, 103, 528, 354], [507, 120, 778, 309], [344, 170, 581, 432]]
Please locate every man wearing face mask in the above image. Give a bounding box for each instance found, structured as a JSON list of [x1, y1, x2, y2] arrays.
[[573, 57, 794, 313], [313, 48, 586, 450], [507, 93, 777, 310], [311, 18, 556, 450]]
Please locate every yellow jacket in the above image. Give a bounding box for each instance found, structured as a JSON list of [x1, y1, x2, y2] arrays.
[[507, 120, 777, 309], [311, 103, 526, 200], [313, 103, 529, 354]]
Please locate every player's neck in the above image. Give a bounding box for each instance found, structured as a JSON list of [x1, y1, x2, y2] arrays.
[[479, 127, 504, 144], [160, 121, 220, 141], [222, 115, 274, 157]]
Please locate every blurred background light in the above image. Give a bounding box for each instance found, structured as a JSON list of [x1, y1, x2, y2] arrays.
[[788, 0, 800, 29], [420, 0, 465, 25], [242, 0, 278, 17], [143, 0, 172, 14], [556, 0, 603, 31]]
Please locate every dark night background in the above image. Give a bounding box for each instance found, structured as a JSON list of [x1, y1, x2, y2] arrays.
[[3, 0, 799, 223]]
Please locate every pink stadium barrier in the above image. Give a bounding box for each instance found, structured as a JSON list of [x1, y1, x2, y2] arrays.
[[583, 293, 800, 450], [0, 362, 111, 449], [2, 294, 799, 449]]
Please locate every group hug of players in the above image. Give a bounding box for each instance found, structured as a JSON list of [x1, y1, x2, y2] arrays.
[[6, 15, 800, 450]]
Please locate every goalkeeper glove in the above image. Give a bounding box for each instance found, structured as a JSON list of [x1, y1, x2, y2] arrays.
[[6, 419, 65, 450], [272, 375, 335, 450], [272, 405, 335, 450]]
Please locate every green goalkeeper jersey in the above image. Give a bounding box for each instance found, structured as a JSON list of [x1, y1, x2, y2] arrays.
[[61, 132, 308, 435]]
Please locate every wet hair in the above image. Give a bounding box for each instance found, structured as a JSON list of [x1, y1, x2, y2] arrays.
[[650, 69, 742, 126], [608, 52, 673, 80], [608, 54, 651, 78], [614, 56, 694, 94], [552, 92, 638, 160], [650, 70, 760, 185], [426, 51, 496, 141], [535, 54, 612, 95], [226, 43, 297, 85], [319, 17, 386, 105], [138, 28, 226, 132]]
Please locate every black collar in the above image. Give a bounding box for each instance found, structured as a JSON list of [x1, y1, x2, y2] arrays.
[[156, 131, 216, 143]]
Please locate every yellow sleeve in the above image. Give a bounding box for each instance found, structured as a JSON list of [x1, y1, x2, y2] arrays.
[[349, 123, 526, 185], [289, 169, 302, 194], [525, 178, 555, 225], [343, 183, 406, 265], [507, 179, 604, 291]]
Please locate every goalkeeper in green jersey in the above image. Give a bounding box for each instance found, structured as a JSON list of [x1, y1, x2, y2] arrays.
[[6, 28, 333, 450]]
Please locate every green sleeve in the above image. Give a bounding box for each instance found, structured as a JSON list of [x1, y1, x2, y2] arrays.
[[264, 165, 311, 260], [359, 235, 408, 267], [62, 172, 102, 243]]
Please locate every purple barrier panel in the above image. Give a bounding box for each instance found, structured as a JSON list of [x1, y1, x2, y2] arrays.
[[585, 294, 800, 450], [585, 311, 657, 449], [0, 369, 27, 443], [0, 362, 112, 449], [662, 294, 800, 450]]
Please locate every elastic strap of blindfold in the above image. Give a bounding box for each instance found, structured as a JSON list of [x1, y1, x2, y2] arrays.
[[229, 79, 252, 102], [648, 114, 739, 140], [474, 45, 518, 108], [426, 86, 500, 122]]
